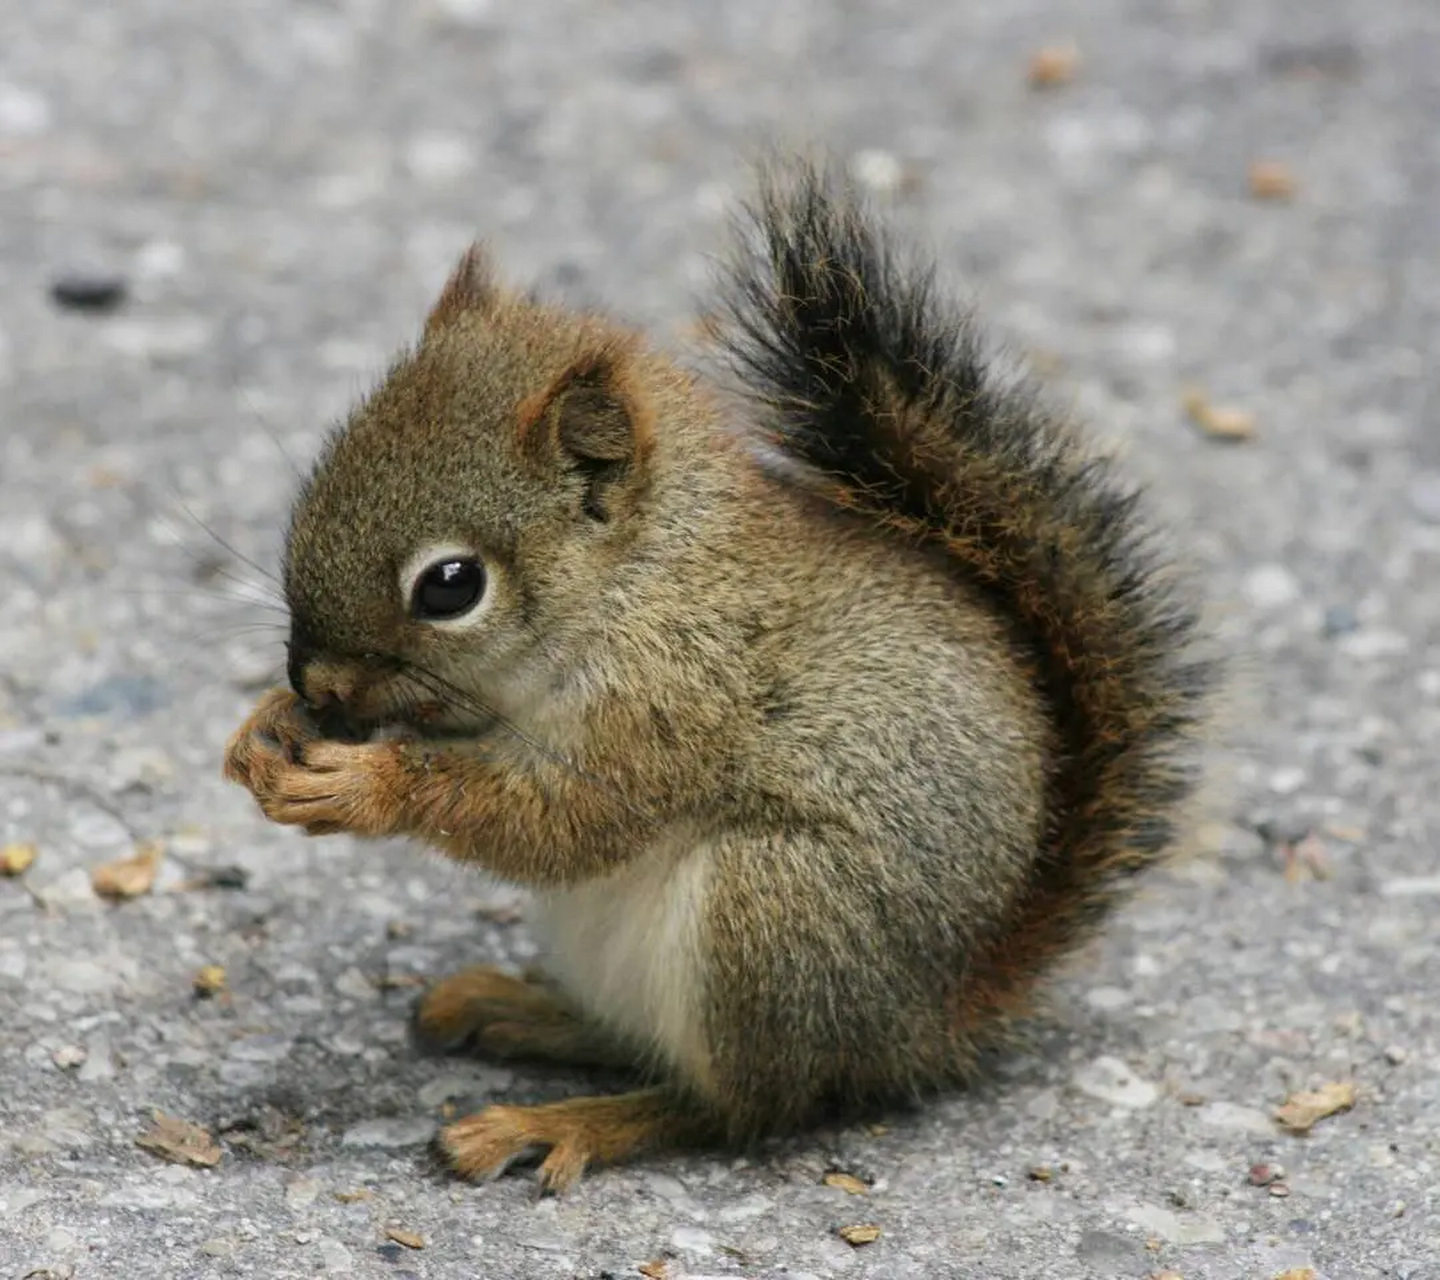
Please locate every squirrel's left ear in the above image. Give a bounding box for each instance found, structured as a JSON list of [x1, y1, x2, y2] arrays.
[[424, 244, 498, 336], [519, 343, 654, 520]]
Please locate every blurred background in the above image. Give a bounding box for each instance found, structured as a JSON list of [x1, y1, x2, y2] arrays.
[[2, 2, 1438, 1277]]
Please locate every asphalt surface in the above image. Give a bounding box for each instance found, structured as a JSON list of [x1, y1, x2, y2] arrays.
[[3, 1, 1438, 1277]]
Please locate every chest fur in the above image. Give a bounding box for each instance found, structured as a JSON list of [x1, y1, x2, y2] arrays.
[[531, 834, 713, 1088]]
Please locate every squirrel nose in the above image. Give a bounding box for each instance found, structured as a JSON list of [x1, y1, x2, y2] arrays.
[[299, 665, 359, 708]]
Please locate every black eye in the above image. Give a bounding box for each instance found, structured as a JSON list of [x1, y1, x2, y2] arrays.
[[411, 558, 486, 620]]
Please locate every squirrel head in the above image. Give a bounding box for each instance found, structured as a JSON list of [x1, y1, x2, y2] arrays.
[[281, 245, 669, 738]]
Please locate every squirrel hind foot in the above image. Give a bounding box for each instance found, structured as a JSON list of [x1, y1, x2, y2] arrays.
[[411, 964, 635, 1071], [437, 1087, 699, 1192]]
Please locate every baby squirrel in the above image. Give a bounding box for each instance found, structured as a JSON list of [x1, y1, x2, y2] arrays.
[[224, 159, 1213, 1191]]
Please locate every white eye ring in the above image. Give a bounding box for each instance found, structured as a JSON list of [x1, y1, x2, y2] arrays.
[[399, 544, 493, 628]]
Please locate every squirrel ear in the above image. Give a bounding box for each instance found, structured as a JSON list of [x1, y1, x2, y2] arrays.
[[424, 244, 497, 336], [520, 345, 653, 518]]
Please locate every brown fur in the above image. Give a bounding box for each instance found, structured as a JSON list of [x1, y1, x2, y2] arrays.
[[223, 160, 1214, 1187]]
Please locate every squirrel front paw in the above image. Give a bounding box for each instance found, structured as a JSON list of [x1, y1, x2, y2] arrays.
[[223, 688, 410, 838], [222, 687, 313, 786]]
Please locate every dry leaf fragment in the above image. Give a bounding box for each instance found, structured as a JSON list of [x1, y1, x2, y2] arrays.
[[1274, 1080, 1357, 1134], [334, 1189, 375, 1204], [93, 841, 163, 900], [1273, 1270, 1316, 1280], [1028, 45, 1080, 88], [822, 1171, 869, 1195], [193, 965, 227, 997], [1249, 160, 1298, 200], [838, 1224, 882, 1247], [638, 1262, 669, 1280], [1027, 1165, 1055, 1182], [1, 841, 37, 876], [384, 1228, 424, 1250], [371, 972, 428, 990], [1151, 1272, 1185, 1280], [474, 899, 524, 924], [136, 1110, 223, 1167], [1182, 388, 1256, 441]]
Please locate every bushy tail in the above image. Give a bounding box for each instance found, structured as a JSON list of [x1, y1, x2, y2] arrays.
[[715, 160, 1215, 1028]]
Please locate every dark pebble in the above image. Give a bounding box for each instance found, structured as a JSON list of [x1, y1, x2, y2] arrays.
[[1322, 604, 1359, 637], [50, 272, 128, 313], [375, 1244, 407, 1264], [203, 864, 250, 890]]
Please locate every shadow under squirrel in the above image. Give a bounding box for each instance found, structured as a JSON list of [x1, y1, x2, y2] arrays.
[[223, 159, 1214, 1191]]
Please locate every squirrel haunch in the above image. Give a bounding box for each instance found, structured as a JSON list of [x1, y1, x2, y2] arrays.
[[228, 159, 1214, 1182]]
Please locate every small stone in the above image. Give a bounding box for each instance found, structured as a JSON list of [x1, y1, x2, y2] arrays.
[[1268, 766, 1307, 796], [433, 0, 494, 25], [1380, 875, 1440, 897], [1410, 472, 1440, 524], [1337, 628, 1409, 660], [50, 272, 128, 313], [51, 1044, 87, 1070], [107, 746, 174, 791], [669, 1226, 715, 1256], [340, 1116, 436, 1149], [48, 956, 121, 995], [0, 82, 51, 134], [405, 131, 476, 184], [1123, 1204, 1225, 1246], [77, 1035, 115, 1083], [850, 149, 907, 195], [1197, 1101, 1276, 1135], [1242, 564, 1301, 610], [285, 1176, 322, 1209], [226, 1033, 293, 1064], [317, 1239, 354, 1272], [1321, 605, 1359, 637], [1249, 1162, 1285, 1186], [335, 966, 377, 1000], [1072, 1055, 1159, 1108], [1384, 1045, 1407, 1065], [1269, 1182, 1292, 1197]]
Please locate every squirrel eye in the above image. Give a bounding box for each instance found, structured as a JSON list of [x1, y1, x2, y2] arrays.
[[411, 558, 486, 620]]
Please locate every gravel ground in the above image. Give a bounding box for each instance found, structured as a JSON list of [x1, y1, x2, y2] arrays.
[[3, 1, 1438, 1277]]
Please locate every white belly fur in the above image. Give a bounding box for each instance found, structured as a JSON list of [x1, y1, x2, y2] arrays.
[[531, 830, 713, 1090]]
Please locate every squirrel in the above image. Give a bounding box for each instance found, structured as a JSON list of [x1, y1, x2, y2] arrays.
[[222, 158, 1214, 1192]]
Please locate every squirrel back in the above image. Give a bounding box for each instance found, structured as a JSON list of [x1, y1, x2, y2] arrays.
[[715, 163, 1215, 1035]]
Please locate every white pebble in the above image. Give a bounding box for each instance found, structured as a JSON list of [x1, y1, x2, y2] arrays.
[[0, 82, 50, 135], [405, 131, 476, 184], [850, 149, 906, 194], [1072, 1055, 1158, 1108], [1268, 766, 1307, 795], [340, 1116, 436, 1149], [1242, 564, 1301, 610]]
